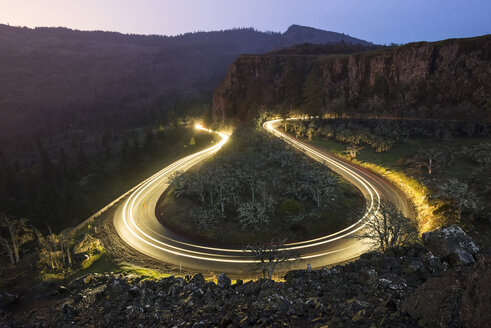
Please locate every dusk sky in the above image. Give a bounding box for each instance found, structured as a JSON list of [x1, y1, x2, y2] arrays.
[[1, 0, 490, 44]]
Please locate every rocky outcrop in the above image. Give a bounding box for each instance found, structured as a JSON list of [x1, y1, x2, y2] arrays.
[[73, 234, 103, 256], [2, 227, 488, 327], [423, 224, 480, 266], [403, 253, 491, 328], [213, 35, 491, 123], [0, 292, 18, 310], [0, 245, 470, 328], [72, 234, 103, 262]]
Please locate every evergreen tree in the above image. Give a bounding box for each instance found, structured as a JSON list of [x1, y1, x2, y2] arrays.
[[280, 61, 303, 131], [120, 137, 129, 161], [77, 148, 89, 172], [40, 148, 52, 181], [144, 130, 155, 151], [57, 147, 68, 175], [302, 67, 324, 116], [104, 145, 112, 161], [282, 61, 302, 110], [0, 150, 6, 169]]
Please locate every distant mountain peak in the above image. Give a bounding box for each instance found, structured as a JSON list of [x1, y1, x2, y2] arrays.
[[284, 24, 327, 34], [281, 24, 370, 46]]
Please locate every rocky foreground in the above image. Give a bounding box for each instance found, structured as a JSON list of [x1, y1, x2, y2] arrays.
[[1, 225, 489, 328]]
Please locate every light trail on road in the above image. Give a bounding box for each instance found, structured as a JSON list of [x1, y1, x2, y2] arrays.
[[113, 120, 410, 273]]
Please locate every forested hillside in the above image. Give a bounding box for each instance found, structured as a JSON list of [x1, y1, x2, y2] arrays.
[[0, 24, 369, 142], [0, 24, 370, 231]]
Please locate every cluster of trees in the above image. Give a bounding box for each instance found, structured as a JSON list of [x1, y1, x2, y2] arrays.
[[0, 123, 210, 232], [35, 227, 75, 272], [284, 119, 398, 153], [286, 119, 397, 152], [406, 143, 489, 177], [436, 179, 479, 222], [243, 200, 419, 280], [283, 118, 490, 155], [302, 119, 489, 224], [0, 214, 96, 275], [400, 145, 487, 225], [460, 143, 491, 166], [273, 116, 490, 226], [268, 42, 384, 56], [170, 127, 340, 232]]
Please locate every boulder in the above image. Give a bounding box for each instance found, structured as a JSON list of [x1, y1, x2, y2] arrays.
[[217, 273, 231, 289], [73, 234, 103, 256], [403, 270, 463, 327], [190, 273, 206, 285], [460, 253, 491, 328], [422, 225, 479, 266], [403, 258, 491, 328], [0, 292, 18, 309]]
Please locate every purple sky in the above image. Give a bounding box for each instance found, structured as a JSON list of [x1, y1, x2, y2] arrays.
[[1, 0, 490, 44]]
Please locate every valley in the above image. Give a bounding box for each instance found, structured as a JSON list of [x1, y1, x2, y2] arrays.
[[0, 5, 490, 326]]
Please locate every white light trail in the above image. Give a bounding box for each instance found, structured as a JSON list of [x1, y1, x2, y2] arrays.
[[114, 120, 382, 266]]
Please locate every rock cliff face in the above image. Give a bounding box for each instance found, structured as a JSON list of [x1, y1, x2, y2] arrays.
[[213, 35, 491, 123]]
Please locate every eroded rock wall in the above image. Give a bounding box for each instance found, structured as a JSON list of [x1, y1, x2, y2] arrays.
[[213, 35, 491, 123]]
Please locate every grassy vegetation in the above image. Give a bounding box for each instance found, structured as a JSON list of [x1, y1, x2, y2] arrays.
[[159, 181, 363, 245], [311, 136, 491, 182], [309, 135, 491, 233], [40, 252, 170, 281], [157, 127, 365, 245]]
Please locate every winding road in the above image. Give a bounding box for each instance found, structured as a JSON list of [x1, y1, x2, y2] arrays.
[[113, 120, 413, 273]]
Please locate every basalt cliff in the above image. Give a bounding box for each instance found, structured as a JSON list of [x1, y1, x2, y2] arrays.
[[213, 35, 491, 123]]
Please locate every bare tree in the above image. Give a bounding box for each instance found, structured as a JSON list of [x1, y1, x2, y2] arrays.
[[194, 173, 209, 204], [370, 136, 395, 153], [240, 169, 265, 203], [267, 169, 281, 191], [0, 236, 15, 263], [59, 231, 73, 267], [169, 171, 188, 198], [35, 227, 75, 271], [306, 121, 316, 141], [237, 201, 271, 230], [0, 216, 33, 264], [412, 148, 442, 175], [190, 207, 222, 230], [440, 144, 456, 167], [355, 201, 418, 252], [36, 227, 60, 270], [213, 172, 235, 213], [344, 144, 364, 159], [35, 229, 55, 270], [301, 169, 337, 208], [460, 143, 491, 166], [437, 179, 478, 221], [243, 238, 297, 281]]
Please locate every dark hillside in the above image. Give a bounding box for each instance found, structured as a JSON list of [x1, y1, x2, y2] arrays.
[[0, 24, 370, 141], [0, 24, 371, 231], [266, 42, 386, 56]]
